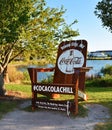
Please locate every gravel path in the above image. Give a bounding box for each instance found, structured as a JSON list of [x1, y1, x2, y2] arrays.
[[0, 101, 110, 130]]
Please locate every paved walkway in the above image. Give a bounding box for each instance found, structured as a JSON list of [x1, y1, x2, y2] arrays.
[[0, 101, 110, 130]]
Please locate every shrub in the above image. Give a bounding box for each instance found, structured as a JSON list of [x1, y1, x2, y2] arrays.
[[8, 66, 24, 83], [86, 65, 112, 87], [22, 71, 30, 81], [86, 76, 112, 87], [101, 65, 112, 76], [41, 74, 54, 83]]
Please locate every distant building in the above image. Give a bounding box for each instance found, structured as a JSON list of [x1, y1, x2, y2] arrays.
[[97, 50, 112, 57], [88, 51, 108, 58]]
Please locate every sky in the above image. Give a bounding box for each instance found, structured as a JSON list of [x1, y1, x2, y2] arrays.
[[46, 0, 112, 52]]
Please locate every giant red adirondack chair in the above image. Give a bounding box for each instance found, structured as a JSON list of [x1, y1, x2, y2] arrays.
[[28, 40, 91, 115]]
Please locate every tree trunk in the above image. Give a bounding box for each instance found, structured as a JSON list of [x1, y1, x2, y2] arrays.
[[3, 66, 10, 83], [0, 73, 6, 96]]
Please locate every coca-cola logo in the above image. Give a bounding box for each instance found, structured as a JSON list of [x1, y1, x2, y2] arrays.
[[58, 49, 84, 74]]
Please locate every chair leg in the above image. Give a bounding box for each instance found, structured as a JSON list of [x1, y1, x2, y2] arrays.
[[32, 92, 37, 110], [74, 70, 79, 115], [74, 94, 78, 115]]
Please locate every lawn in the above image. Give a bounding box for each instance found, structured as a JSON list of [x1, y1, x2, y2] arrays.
[[85, 82, 112, 130], [0, 83, 112, 129]]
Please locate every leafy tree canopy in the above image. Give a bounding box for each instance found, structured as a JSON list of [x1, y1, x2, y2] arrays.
[[0, 0, 79, 71], [0, 0, 79, 95], [94, 0, 112, 32]]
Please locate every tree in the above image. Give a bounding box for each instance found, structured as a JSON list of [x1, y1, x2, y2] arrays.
[[0, 0, 79, 96], [94, 0, 112, 32]]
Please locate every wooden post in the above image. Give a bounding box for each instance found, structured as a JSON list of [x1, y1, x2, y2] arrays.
[[32, 92, 37, 110], [73, 69, 80, 115], [28, 68, 37, 110]]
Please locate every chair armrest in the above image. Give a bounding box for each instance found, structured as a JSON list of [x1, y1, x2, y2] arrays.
[[34, 67, 55, 72], [28, 67, 55, 83], [74, 67, 93, 73]]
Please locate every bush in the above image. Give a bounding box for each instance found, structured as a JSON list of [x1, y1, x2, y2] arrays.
[[8, 66, 24, 83], [86, 76, 112, 87], [41, 74, 54, 83], [22, 71, 30, 81], [101, 65, 112, 76]]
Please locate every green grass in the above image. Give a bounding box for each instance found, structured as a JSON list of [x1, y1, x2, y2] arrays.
[[5, 84, 32, 97], [86, 86, 112, 103], [0, 84, 32, 119], [94, 122, 112, 130], [0, 101, 18, 119], [2, 82, 112, 129], [85, 82, 112, 130]]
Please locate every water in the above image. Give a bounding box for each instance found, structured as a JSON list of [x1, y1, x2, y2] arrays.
[[28, 64, 54, 82], [25, 60, 112, 81], [86, 60, 112, 77]]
